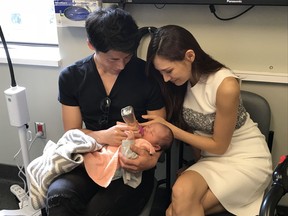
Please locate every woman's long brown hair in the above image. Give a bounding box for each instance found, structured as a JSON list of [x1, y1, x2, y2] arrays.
[[146, 25, 226, 128]]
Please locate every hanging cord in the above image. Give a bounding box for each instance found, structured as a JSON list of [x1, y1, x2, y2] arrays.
[[0, 25, 17, 87], [136, 26, 157, 57], [13, 130, 44, 193], [154, 4, 166, 9], [209, 4, 255, 21], [138, 26, 157, 40]]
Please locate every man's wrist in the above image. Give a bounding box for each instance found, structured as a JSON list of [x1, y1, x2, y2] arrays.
[[88, 130, 103, 144]]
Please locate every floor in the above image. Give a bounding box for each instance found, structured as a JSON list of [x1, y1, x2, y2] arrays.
[[0, 177, 23, 211], [0, 164, 288, 216], [0, 164, 24, 211]]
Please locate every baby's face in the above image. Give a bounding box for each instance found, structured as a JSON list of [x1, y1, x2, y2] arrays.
[[142, 123, 164, 145]]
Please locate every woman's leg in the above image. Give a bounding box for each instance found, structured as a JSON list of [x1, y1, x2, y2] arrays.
[[166, 170, 223, 216], [201, 188, 226, 215]]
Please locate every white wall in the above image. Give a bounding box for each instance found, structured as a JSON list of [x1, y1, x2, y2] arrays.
[[0, 3, 287, 204]]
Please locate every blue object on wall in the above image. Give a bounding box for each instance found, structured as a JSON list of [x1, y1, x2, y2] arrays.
[[63, 6, 90, 21], [54, 0, 73, 13]]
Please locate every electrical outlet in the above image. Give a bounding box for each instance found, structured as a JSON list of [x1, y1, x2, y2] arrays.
[[34, 122, 46, 139]]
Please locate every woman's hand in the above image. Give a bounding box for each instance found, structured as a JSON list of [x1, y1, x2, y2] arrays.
[[141, 114, 169, 127], [119, 144, 161, 172]]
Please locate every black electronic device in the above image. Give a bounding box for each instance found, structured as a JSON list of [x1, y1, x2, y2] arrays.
[[102, 0, 288, 6]]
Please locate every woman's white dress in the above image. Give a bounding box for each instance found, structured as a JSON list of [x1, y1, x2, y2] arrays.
[[183, 69, 272, 216]]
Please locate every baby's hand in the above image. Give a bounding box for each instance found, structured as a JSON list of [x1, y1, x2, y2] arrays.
[[125, 130, 135, 140]]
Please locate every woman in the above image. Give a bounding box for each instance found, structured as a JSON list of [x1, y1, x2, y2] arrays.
[[142, 25, 272, 216]]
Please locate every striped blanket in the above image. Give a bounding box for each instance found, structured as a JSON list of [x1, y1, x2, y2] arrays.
[[27, 129, 102, 210]]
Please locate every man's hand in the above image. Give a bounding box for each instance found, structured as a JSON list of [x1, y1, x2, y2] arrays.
[[119, 144, 161, 172], [88, 124, 130, 147], [117, 121, 142, 139]]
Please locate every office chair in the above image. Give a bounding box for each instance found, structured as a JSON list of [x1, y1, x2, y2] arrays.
[[240, 90, 274, 152], [259, 155, 288, 216], [178, 90, 274, 216]]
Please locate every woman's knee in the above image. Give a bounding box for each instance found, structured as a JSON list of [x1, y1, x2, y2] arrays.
[[171, 178, 187, 199], [172, 171, 207, 201], [172, 171, 194, 198]]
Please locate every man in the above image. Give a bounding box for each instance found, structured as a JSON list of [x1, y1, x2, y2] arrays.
[[46, 5, 166, 216]]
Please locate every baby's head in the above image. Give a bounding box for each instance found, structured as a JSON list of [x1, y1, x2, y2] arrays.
[[142, 122, 174, 152]]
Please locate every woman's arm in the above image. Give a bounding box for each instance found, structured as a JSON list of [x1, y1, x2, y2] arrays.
[[175, 77, 239, 154], [142, 77, 240, 155]]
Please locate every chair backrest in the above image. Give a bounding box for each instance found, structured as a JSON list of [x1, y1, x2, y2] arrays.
[[240, 90, 273, 151]]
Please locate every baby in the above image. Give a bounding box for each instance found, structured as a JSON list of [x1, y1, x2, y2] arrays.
[[84, 122, 173, 188]]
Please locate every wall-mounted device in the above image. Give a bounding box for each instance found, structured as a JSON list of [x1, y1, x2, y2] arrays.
[[54, 0, 102, 27], [102, 0, 288, 6]]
